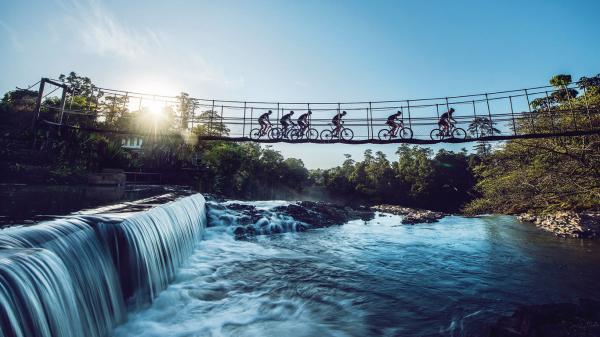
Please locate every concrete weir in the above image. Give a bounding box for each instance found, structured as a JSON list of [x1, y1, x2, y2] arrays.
[[0, 194, 207, 337]]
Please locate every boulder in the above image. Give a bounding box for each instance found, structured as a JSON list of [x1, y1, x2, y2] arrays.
[[208, 201, 375, 239], [371, 204, 446, 224]]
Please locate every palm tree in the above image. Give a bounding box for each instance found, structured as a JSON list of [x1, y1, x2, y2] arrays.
[[468, 117, 500, 158]]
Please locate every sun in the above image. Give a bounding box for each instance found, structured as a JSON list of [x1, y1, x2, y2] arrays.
[[144, 100, 165, 119]]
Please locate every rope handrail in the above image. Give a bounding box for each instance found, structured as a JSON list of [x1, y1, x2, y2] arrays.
[[44, 77, 589, 108]]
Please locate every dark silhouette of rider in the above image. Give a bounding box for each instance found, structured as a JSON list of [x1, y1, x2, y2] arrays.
[[386, 110, 403, 137], [332, 111, 347, 136], [280, 111, 295, 131], [297, 110, 312, 131], [438, 108, 456, 134], [258, 110, 273, 135]]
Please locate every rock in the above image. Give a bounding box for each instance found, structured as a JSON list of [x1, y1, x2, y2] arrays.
[[208, 201, 375, 239], [274, 201, 375, 228], [371, 204, 446, 224], [401, 210, 445, 224], [518, 211, 600, 239], [489, 299, 600, 337]]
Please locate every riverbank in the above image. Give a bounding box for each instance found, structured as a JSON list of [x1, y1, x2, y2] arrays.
[[518, 211, 600, 239]]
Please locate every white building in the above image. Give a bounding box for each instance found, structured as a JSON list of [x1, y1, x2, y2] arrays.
[[121, 137, 144, 151]]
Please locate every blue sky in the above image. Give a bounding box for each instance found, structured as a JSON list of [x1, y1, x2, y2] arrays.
[[1, 0, 599, 168]]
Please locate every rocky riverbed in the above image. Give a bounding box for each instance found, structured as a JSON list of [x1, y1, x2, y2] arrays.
[[518, 211, 600, 239], [371, 204, 446, 224], [207, 200, 375, 238]]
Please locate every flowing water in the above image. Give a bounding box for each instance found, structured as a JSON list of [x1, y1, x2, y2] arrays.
[[112, 200, 600, 337], [0, 194, 206, 337]]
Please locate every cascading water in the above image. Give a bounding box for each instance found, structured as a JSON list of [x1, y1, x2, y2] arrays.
[[0, 194, 207, 337]]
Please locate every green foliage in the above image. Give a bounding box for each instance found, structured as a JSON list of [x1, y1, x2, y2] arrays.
[[319, 145, 477, 212], [191, 110, 230, 136], [465, 73, 600, 214], [196, 142, 310, 198]]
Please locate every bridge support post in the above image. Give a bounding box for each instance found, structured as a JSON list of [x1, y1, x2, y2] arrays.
[[471, 101, 478, 138], [366, 107, 370, 139], [524, 89, 535, 134], [58, 86, 67, 132], [210, 100, 214, 136], [582, 86, 594, 129], [406, 100, 412, 131], [31, 78, 47, 147], [545, 91, 557, 134], [508, 96, 517, 136], [277, 103, 280, 131], [369, 102, 374, 140], [250, 107, 254, 136], [220, 105, 224, 136], [242, 102, 247, 138], [485, 94, 494, 136]]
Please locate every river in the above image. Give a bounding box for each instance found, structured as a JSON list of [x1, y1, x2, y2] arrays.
[[112, 200, 600, 337]]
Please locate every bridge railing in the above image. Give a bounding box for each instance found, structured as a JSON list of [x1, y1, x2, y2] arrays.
[[35, 78, 600, 144]]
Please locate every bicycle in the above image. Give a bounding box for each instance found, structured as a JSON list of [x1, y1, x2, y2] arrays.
[[320, 123, 354, 141], [290, 125, 319, 141], [270, 123, 298, 140], [430, 123, 467, 140], [249, 124, 276, 140], [377, 122, 413, 140]]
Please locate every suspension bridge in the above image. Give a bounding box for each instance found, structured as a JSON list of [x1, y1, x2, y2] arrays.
[[31, 77, 600, 145]]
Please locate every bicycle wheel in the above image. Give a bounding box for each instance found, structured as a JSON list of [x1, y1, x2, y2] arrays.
[[399, 127, 413, 140], [452, 128, 467, 139], [306, 128, 319, 141], [269, 128, 282, 140], [340, 128, 354, 141], [289, 129, 301, 140], [430, 128, 445, 140], [249, 128, 262, 140], [320, 129, 334, 141], [378, 129, 391, 140]]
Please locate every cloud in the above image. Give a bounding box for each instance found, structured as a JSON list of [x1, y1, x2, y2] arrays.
[[180, 54, 245, 90], [54, 0, 243, 93], [0, 20, 24, 52], [61, 0, 164, 60]]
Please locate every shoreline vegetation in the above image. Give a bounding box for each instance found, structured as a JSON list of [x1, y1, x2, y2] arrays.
[[1, 73, 599, 237]]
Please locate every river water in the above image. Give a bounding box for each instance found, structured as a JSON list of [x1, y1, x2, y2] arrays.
[[112, 201, 600, 337]]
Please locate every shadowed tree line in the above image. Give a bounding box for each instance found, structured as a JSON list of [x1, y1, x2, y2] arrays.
[[312, 147, 479, 212], [1, 72, 599, 213], [0, 72, 311, 198]]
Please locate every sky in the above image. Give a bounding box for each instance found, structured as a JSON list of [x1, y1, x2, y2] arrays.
[[1, 0, 599, 168]]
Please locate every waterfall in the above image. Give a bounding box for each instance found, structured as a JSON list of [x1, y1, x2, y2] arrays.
[[0, 194, 206, 337]]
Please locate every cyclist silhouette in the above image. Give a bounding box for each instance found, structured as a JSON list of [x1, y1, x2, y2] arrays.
[[280, 111, 295, 132], [258, 110, 273, 136], [332, 111, 347, 136], [297, 110, 312, 132], [386, 110, 403, 137], [438, 108, 456, 135]]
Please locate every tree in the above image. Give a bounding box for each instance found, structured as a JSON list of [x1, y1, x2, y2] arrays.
[[468, 117, 500, 157], [465, 73, 600, 214], [177, 92, 195, 130], [191, 110, 230, 137]]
